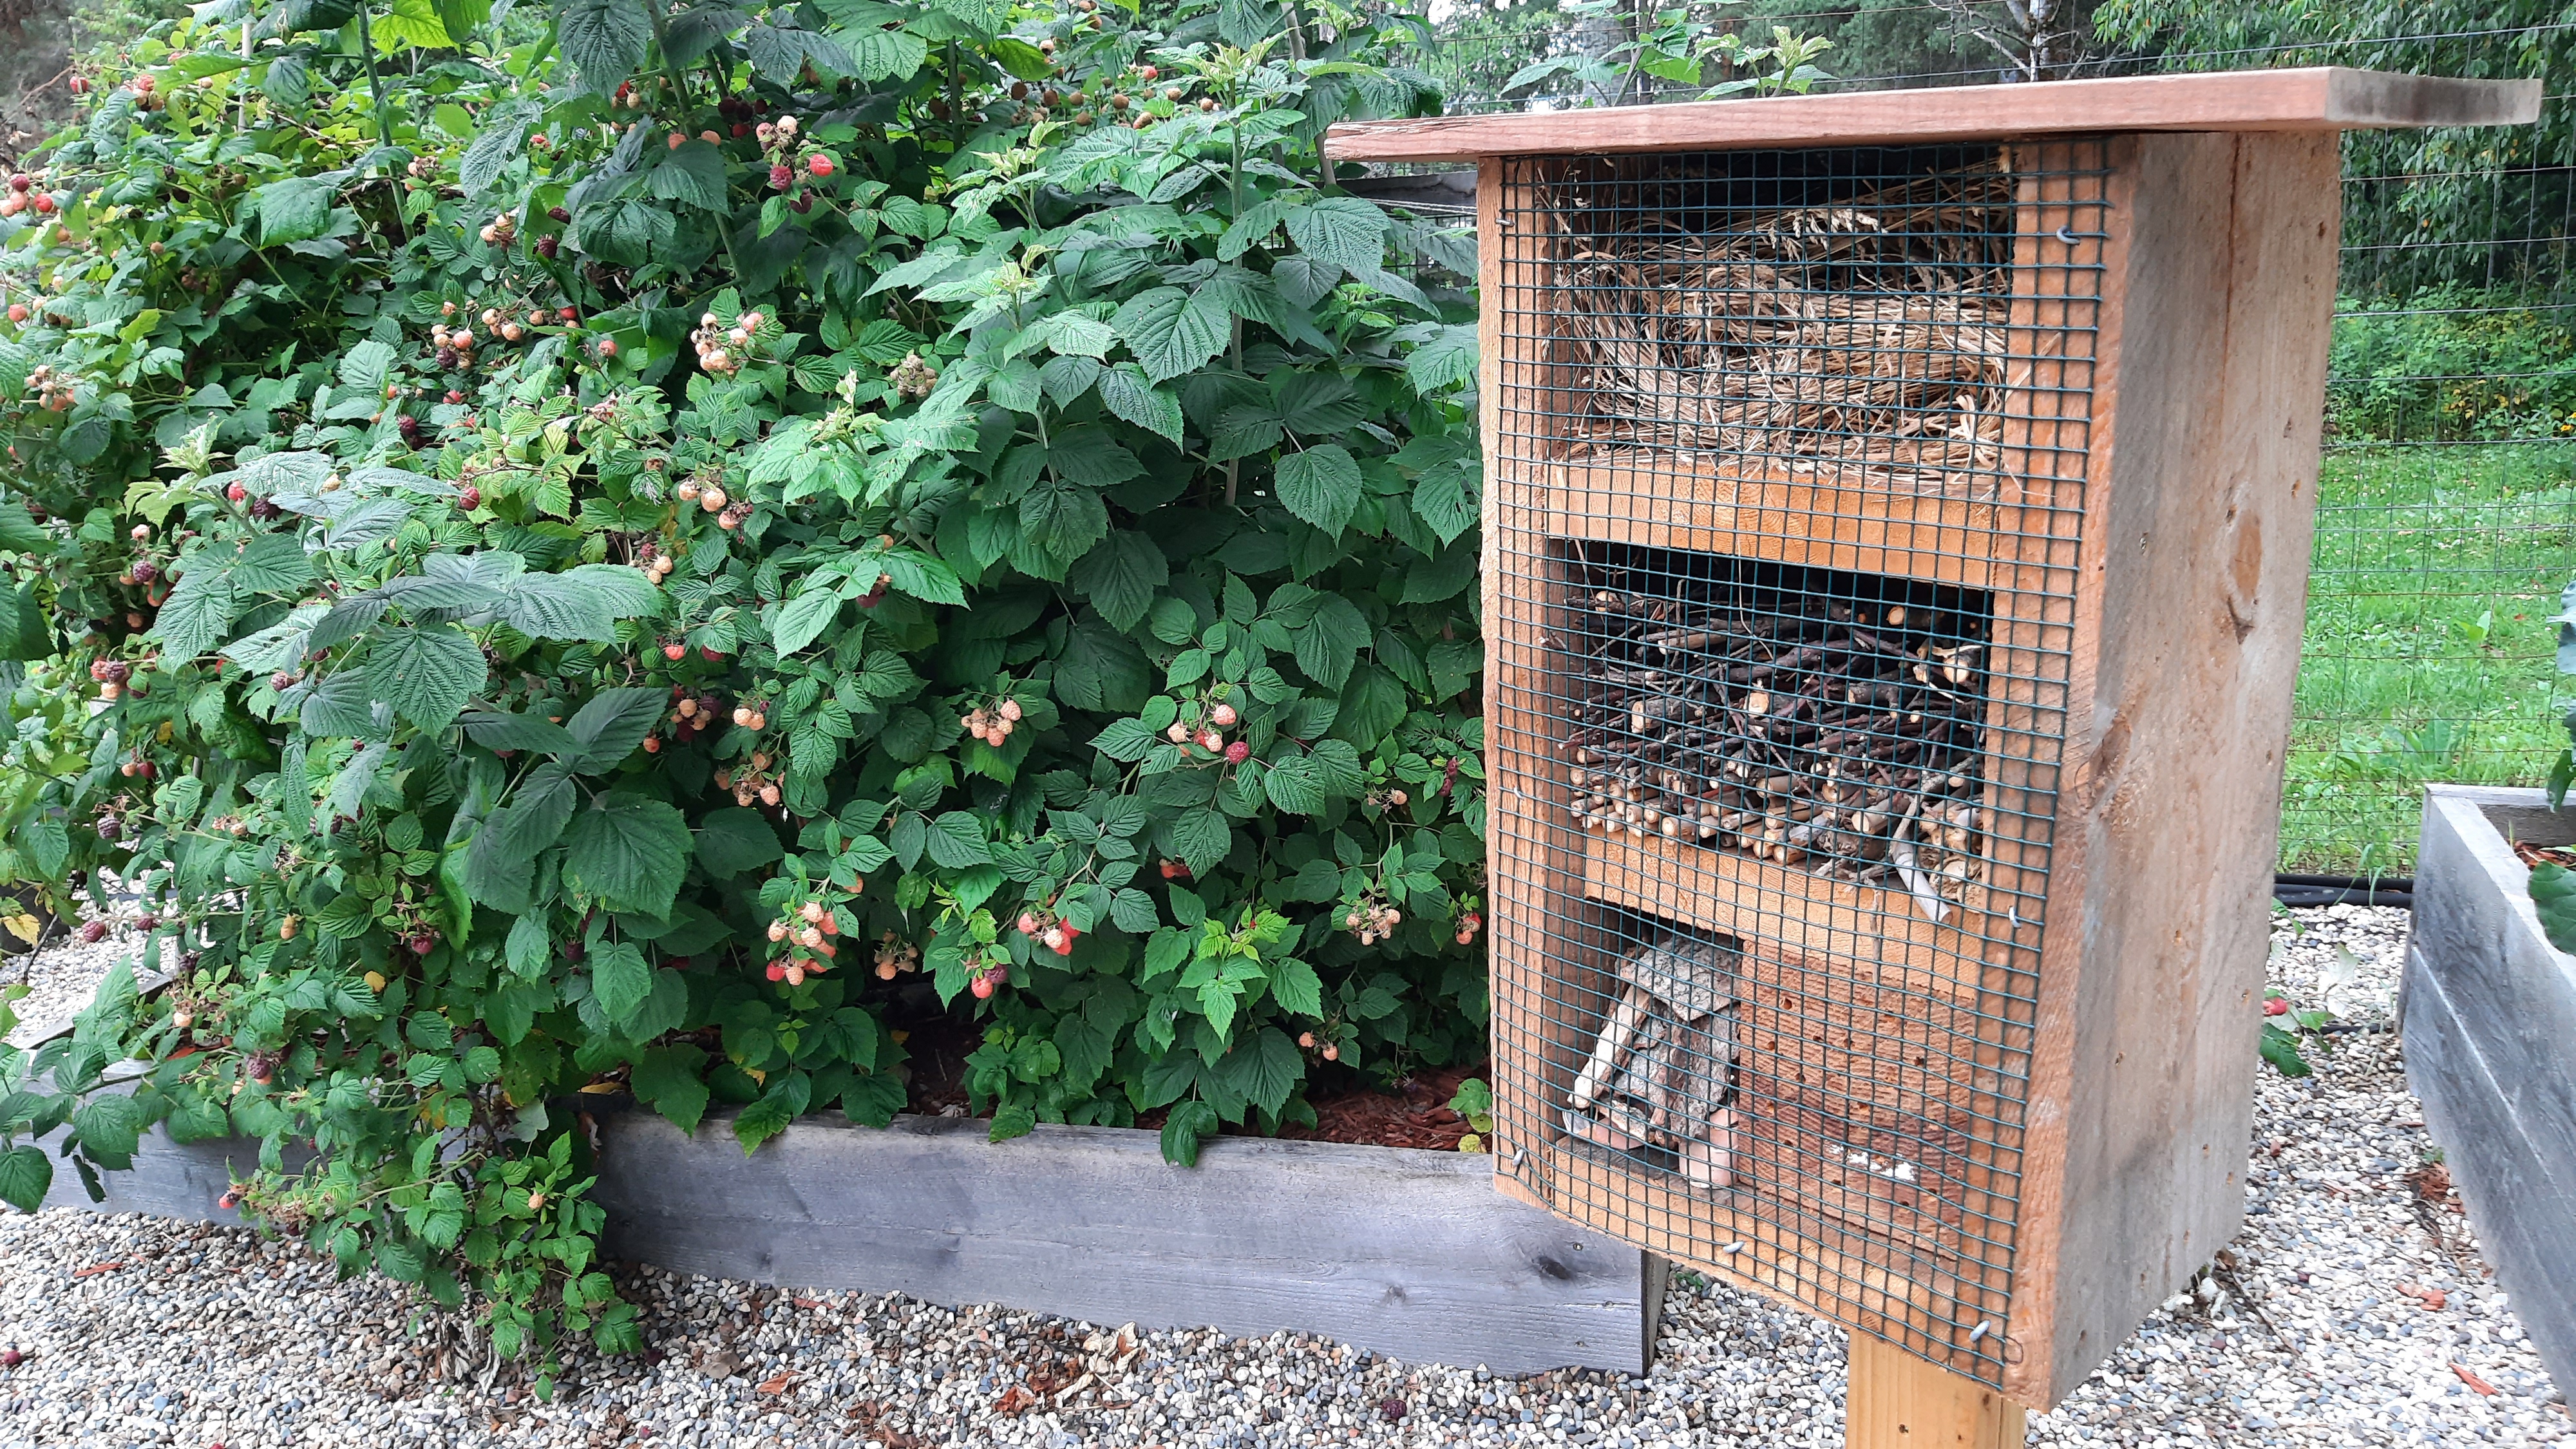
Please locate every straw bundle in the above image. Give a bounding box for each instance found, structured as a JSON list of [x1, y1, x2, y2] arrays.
[[1553, 165, 2019, 495]]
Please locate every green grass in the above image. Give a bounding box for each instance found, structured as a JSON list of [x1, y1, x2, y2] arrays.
[[2279, 442, 2576, 872]]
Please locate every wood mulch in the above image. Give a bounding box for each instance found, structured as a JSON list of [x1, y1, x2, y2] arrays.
[[1274, 1059, 1485, 1152], [2510, 838, 2576, 872], [891, 994, 1486, 1151]]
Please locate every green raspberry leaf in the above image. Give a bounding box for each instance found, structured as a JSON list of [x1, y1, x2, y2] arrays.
[[1274, 445, 1363, 538], [563, 794, 692, 918], [365, 623, 488, 732]]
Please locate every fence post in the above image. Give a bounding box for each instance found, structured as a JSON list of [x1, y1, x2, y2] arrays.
[[1846, 1333, 2026, 1449]]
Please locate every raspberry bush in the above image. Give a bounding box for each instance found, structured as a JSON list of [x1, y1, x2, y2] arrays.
[[0, 0, 1483, 1365]]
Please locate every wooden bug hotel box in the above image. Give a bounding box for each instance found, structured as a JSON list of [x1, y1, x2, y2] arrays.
[[1328, 69, 2538, 1412]]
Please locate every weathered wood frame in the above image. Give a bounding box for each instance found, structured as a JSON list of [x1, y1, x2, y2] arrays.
[[1335, 69, 2541, 1408], [2402, 785, 2576, 1396], [39, 1106, 1665, 1376]]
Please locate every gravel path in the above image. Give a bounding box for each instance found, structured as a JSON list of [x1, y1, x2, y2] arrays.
[[2, 927, 133, 1049], [0, 905, 2566, 1447]]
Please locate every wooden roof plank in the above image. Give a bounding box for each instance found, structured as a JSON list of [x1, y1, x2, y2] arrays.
[[1323, 68, 2541, 164]]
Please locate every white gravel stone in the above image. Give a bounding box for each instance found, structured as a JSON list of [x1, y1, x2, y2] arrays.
[[0, 904, 2565, 1446], [1, 904, 137, 1049]]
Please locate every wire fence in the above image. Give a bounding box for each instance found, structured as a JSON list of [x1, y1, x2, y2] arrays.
[[1379, 5, 2576, 871]]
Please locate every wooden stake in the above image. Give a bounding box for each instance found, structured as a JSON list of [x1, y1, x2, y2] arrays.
[[1845, 1334, 2024, 1449]]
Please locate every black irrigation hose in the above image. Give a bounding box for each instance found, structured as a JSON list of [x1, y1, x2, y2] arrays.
[[2273, 873, 2414, 909]]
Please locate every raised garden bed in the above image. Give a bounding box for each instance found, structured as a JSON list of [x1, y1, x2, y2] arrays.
[[588, 1106, 1658, 1375], [2402, 783, 2576, 1392], [38, 1101, 1659, 1376]]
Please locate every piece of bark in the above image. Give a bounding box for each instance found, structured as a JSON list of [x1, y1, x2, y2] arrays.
[[1618, 936, 1735, 1019]]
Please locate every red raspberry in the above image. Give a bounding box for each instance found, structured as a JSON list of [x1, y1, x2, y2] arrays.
[[807, 154, 834, 177], [1224, 741, 1251, 764]]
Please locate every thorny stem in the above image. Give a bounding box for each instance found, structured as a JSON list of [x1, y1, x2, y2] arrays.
[[350, 5, 411, 244], [646, 3, 692, 115], [947, 43, 962, 152], [354, 4, 395, 152]]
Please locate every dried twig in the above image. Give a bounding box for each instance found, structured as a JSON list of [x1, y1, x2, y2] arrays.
[[1560, 574, 1989, 918]]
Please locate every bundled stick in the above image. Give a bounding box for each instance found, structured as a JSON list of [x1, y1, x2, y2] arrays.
[[1548, 162, 2017, 497], [1565, 936, 1742, 1191], [1558, 583, 1989, 922]]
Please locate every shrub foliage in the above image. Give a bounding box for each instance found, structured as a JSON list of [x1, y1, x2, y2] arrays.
[[0, 0, 1486, 1364]]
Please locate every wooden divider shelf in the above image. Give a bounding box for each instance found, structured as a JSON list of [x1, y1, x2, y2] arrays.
[[1536, 450, 2011, 591], [1578, 826, 1996, 994]]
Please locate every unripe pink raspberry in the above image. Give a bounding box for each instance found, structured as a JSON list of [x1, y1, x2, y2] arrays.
[[1209, 703, 1238, 726]]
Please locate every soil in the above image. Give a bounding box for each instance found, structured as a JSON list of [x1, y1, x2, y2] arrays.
[[886, 991, 979, 1117], [884, 990, 1487, 1153]]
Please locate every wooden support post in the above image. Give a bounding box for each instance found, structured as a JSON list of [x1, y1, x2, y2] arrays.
[[1846, 1334, 2025, 1449]]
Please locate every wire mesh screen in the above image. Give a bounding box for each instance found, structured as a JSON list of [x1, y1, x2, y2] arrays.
[[1486, 142, 2108, 1385], [1384, 7, 2576, 871]]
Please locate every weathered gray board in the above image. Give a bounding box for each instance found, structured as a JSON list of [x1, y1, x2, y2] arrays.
[[587, 1107, 1658, 1376], [35, 1121, 278, 1223], [29, 1103, 1659, 1376], [2403, 784, 2576, 1394]]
